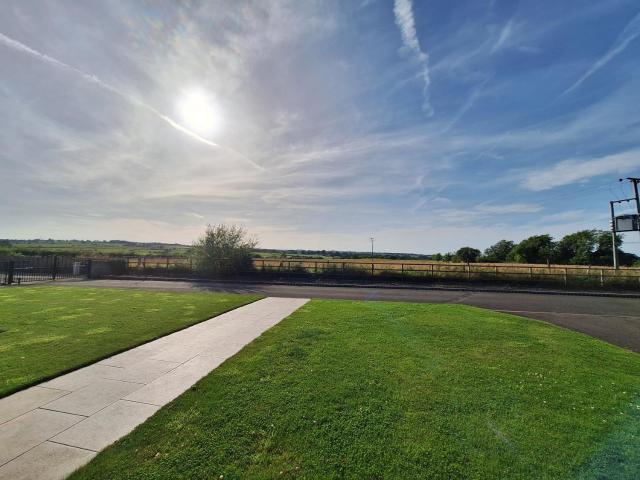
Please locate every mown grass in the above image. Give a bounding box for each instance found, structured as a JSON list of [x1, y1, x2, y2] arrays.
[[0, 286, 260, 397], [71, 300, 640, 479]]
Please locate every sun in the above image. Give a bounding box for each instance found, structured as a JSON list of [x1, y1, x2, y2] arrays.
[[177, 88, 221, 136]]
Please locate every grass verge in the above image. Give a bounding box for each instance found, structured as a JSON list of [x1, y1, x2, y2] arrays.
[[0, 286, 261, 397], [70, 300, 640, 479]]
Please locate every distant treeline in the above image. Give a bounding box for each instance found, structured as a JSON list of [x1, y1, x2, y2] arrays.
[[254, 248, 433, 260], [433, 230, 638, 266]]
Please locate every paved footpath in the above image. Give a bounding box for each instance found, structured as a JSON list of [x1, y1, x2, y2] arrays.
[[0, 297, 308, 480]]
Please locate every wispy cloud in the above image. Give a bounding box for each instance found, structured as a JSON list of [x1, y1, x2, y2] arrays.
[[564, 11, 640, 94], [522, 149, 640, 191], [0, 31, 262, 170], [491, 20, 514, 53], [393, 0, 433, 116]]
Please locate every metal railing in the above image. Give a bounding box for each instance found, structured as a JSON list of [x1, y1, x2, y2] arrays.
[[0, 256, 90, 285]]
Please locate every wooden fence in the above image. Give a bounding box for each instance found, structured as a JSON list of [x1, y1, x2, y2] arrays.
[[116, 257, 640, 290]]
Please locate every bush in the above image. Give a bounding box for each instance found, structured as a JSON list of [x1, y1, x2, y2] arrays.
[[193, 224, 257, 277]]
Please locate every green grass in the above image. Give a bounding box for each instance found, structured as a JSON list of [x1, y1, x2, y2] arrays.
[[0, 286, 261, 397], [71, 300, 640, 480]]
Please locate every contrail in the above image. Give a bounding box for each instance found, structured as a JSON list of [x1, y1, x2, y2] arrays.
[[564, 11, 640, 95], [0, 32, 263, 170]]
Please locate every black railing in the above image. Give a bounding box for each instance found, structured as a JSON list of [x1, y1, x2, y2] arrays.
[[0, 256, 90, 285]]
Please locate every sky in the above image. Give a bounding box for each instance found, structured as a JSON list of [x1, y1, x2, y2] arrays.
[[1, 0, 640, 254]]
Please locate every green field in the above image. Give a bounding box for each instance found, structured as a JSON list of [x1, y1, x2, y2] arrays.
[[0, 287, 260, 397], [71, 300, 640, 479], [1, 240, 192, 258]]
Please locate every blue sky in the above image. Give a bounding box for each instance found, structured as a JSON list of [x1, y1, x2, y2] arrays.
[[1, 0, 640, 253]]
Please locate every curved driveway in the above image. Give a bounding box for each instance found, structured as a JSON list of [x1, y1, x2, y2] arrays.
[[62, 279, 640, 353]]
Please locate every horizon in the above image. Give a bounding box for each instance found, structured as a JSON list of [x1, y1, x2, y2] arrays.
[[2, 1, 640, 254]]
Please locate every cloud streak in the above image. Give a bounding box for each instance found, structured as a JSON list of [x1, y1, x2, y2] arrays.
[[0, 32, 263, 170], [522, 149, 640, 191], [564, 11, 640, 94], [491, 20, 513, 53], [393, 0, 433, 116]]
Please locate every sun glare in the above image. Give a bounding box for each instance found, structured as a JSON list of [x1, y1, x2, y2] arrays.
[[177, 88, 221, 136]]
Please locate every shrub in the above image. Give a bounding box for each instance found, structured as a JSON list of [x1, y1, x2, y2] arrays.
[[193, 224, 257, 277]]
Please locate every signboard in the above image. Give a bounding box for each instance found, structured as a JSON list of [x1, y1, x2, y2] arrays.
[[615, 214, 640, 232]]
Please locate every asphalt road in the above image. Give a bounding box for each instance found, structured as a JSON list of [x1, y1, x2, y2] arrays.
[[60, 279, 640, 353]]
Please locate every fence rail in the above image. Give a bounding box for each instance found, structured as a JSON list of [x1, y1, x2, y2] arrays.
[[113, 257, 640, 290], [0, 256, 90, 285]]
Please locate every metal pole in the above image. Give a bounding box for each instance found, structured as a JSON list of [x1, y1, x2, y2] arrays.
[[625, 177, 640, 215], [610, 201, 619, 270], [630, 178, 640, 243], [370, 237, 374, 277]]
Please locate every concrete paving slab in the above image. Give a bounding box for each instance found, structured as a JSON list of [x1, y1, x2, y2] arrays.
[[0, 409, 84, 466], [41, 364, 125, 392], [0, 441, 96, 480], [123, 358, 217, 406], [148, 342, 204, 363], [42, 379, 142, 416], [97, 347, 156, 368], [0, 387, 69, 425], [51, 400, 159, 452], [97, 359, 180, 384]]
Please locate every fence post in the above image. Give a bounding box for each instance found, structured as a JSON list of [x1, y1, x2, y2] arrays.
[[564, 268, 568, 287], [529, 267, 533, 280], [600, 269, 604, 287], [51, 256, 58, 281], [315, 261, 318, 274], [86, 259, 93, 279], [401, 264, 404, 275], [7, 261, 14, 285], [166, 257, 169, 274]]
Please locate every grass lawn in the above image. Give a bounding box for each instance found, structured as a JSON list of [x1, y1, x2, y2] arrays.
[[70, 300, 640, 480], [0, 286, 261, 397]]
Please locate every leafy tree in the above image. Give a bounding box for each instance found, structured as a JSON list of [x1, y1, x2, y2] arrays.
[[455, 247, 481, 263], [508, 235, 555, 264], [591, 230, 638, 266], [442, 252, 454, 262], [482, 240, 514, 263], [432, 253, 443, 261], [193, 224, 257, 277], [556, 230, 597, 265]]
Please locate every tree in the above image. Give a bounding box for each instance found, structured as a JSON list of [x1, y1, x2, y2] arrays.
[[455, 247, 481, 263], [591, 230, 639, 266], [193, 224, 257, 277], [508, 235, 555, 264], [556, 230, 597, 265], [482, 240, 514, 263]]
